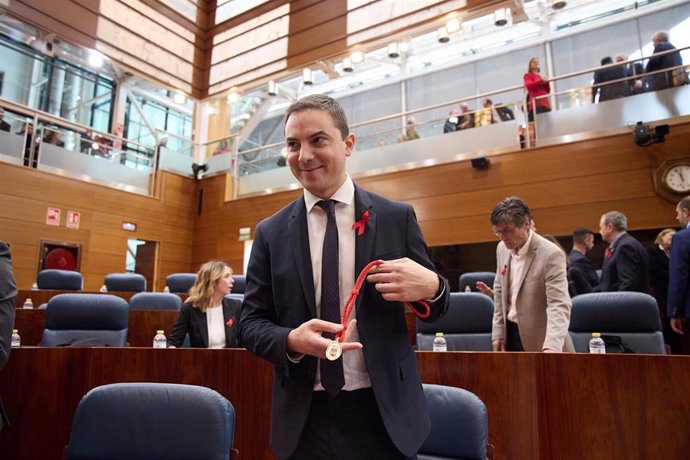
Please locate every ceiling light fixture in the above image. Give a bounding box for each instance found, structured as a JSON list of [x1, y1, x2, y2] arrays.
[[172, 91, 186, 104], [267, 80, 277, 96], [302, 68, 313, 85], [227, 89, 241, 103], [437, 27, 450, 43], [350, 50, 364, 64], [446, 18, 461, 33], [550, 0, 567, 10], [342, 57, 353, 72], [387, 42, 400, 58], [87, 51, 104, 68], [494, 8, 509, 27]]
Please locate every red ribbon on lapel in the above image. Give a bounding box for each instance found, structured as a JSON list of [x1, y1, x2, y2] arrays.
[[226, 317, 235, 328], [501, 264, 507, 275], [605, 247, 613, 259], [352, 210, 370, 236]]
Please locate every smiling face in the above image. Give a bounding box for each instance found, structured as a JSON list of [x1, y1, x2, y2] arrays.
[[285, 109, 355, 199]]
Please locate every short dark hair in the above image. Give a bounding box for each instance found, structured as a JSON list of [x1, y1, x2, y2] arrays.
[[490, 196, 531, 227], [572, 227, 594, 245], [601, 56, 613, 66], [284, 94, 349, 140], [678, 195, 690, 212]]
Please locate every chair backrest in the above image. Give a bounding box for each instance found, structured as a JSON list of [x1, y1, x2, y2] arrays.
[[104, 273, 147, 292], [419, 384, 489, 460], [37, 269, 83, 290], [224, 293, 244, 303], [67, 383, 235, 460], [231, 275, 246, 294], [129, 292, 182, 311], [417, 293, 494, 351], [41, 294, 129, 347], [165, 273, 197, 293], [458, 272, 495, 292], [569, 292, 665, 353]]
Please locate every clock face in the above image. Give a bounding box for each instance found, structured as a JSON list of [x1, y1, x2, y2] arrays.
[[665, 165, 690, 193]]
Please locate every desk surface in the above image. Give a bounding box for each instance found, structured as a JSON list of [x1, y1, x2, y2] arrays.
[[0, 349, 688, 460]]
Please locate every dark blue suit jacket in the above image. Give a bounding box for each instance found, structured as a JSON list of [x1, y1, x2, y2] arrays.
[[668, 227, 690, 318], [238, 185, 449, 459], [0, 241, 17, 430], [646, 41, 683, 90], [600, 233, 650, 293], [568, 249, 600, 288]]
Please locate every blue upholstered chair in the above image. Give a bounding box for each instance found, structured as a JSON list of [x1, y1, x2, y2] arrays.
[[569, 292, 665, 354], [417, 293, 494, 351], [66, 383, 235, 460], [37, 269, 83, 290], [165, 273, 196, 293], [104, 273, 147, 292], [40, 294, 129, 347], [129, 292, 182, 311], [224, 293, 244, 303], [458, 272, 495, 292], [419, 384, 489, 460], [231, 275, 246, 294]]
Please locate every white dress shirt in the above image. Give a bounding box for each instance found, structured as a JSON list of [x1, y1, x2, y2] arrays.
[[507, 230, 534, 323], [206, 303, 226, 349], [303, 176, 371, 391]]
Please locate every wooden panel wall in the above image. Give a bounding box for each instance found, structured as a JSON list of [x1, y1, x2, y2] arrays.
[[0, 164, 196, 291], [5, 0, 207, 97], [195, 121, 690, 273]]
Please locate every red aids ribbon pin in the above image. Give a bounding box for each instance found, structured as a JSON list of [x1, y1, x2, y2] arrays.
[[605, 248, 613, 259], [226, 317, 235, 327], [352, 210, 370, 236], [501, 264, 507, 275]]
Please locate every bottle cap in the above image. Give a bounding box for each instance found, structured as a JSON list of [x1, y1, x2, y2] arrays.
[[464, 285, 472, 292], [157, 330, 164, 334], [163, 286, 170, 292], [592, 332, 601, 337], [12, 329, 18, 333], [31, 282, 38, 289], [435, 332, 444, 337], [25, 298, 32, 302]]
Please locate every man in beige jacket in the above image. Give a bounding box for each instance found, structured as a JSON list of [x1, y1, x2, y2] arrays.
[[490, 197, 574, 352]]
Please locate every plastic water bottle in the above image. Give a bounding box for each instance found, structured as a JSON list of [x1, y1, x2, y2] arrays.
[[99, 284, 108, 293], [432, 332, 447, 352], [11, 329, 20, 347], [589, 332, 606, 354], [464, 285, 472, 292], [153, 330, 167, 348], [163, 286, 170, 293], [31, 282, 38, 290], [23, 298, 34, 309]]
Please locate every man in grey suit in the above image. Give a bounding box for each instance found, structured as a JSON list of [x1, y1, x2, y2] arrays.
[[668, 196, 690, 336], [490, 197, 574, 352], [239, 94, 449, 459], [0, 241, 17, 431]]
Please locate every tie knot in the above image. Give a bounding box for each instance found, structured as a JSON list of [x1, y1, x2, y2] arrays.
[[317, 200, 336, 215]]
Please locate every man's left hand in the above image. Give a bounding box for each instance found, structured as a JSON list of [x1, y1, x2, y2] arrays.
[[367, 258, 439, 302]]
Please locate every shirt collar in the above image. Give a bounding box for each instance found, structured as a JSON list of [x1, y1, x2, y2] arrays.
[[304, 175, 354, 213], [514, 230, 534, 258], [610, 231, 627, 246]]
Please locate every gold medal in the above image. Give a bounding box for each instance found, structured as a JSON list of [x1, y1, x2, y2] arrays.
[[325, 340, 342, 361]]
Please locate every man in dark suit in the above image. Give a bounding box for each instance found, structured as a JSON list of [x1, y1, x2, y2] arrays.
[[598, 211, 650, 292], [592, 56, 630, 102], [0, 241, 17, 431], [239, 94, 449, 460], [668, 196, 690, 336], [645, 30, 683, 91], [568, 227, 600, 289]]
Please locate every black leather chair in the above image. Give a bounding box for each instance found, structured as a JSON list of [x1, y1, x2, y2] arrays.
[[569, 292, 665, 353], [37, 269, 83, 290], [458, 272, 495, 292], [104, 273, 146, 292], [419, 384, 489, 460], [417, 293, 494, 351], [40, 294, 129, 347], [165, 273, 196, 293], [129, 292, 182, 311], [66, 383, 235, 459], [231, 275, 246, 294]]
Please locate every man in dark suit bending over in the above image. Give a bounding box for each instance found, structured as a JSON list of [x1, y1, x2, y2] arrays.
[[239, 94, 449, 460], [0, 241, 17, 431]]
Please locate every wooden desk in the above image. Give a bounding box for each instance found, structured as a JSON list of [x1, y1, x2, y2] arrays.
[[1, 349, 688, 460], [13, 309, 179, 347]]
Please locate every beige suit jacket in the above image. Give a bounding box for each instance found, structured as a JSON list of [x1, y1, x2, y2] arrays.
[[492, 232, 574, 352]]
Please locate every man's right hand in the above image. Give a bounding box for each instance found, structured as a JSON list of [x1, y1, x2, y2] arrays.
[[492, 339, 505, 352], [671, 318, 686, 335], [287, 318, 363, 358]]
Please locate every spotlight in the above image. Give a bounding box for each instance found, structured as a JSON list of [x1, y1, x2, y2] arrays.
[[87, 51, 104, 68], [350, 50, 364, 64], [494, 8, 509, 27], [191, 162, 208, 180], [633, 122, 670, 146], [227, 90, 240, 103], [173, 91, 186, 104], [550, 0, 567, 10], [471, 156, 490, 170], [437, 27, 450, 43], [302, 68, 313, 85], [387, 42, 400, 58], [342, 57, 353, 72], [267, 80, 277, 96], [446, 18, 461, 33]]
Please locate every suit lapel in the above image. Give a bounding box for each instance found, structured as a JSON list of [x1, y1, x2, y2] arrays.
[[289, 199, 317, 317], [197, 308, 209, 348], [514, 234, 538, 296], [354, 186, 376, 313]]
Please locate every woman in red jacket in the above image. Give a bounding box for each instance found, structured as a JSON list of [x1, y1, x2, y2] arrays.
[[524, 57, 551, 122]]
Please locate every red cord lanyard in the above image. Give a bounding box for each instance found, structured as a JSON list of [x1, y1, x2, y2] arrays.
[[334, 260, 431, 343]]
